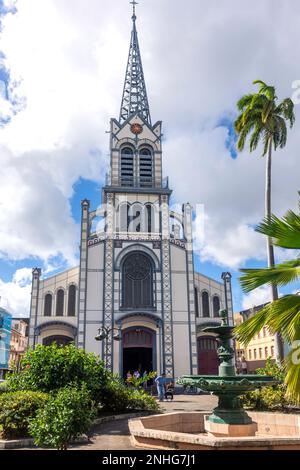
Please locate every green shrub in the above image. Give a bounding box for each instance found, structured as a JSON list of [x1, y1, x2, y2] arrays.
[[0, 391, 49, 439], [8, 344, 109, 400], [99, 376, 159, 413], [29, 386, 96, 450], [0, 381, 8, 394], [240, 359, 294, 411]]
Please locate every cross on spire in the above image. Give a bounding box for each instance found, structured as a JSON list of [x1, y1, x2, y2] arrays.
[[130, 0, 138, 18], [119, 1, 151, 125]]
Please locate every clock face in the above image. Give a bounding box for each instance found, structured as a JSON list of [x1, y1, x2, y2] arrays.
[[131, 123, 143, 135]]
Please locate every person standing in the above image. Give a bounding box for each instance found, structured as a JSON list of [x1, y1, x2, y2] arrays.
[[126, 371, 132, 386], [241, 356, 248, 374], [155, 373, 166, 402]]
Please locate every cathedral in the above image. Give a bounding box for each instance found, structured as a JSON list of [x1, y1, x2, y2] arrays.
[[28, 6, 233, 379]]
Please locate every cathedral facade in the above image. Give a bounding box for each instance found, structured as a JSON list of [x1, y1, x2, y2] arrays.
[[28, 9, 233, 379]]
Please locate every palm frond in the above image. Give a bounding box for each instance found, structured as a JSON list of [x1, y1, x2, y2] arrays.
[[240, 260, 300, 292], [249, 125, 263, 152], [236, 120, 256, 151], [234, 307, 269, 346], [253, 80, 276, 100], [256, 212, 300, 249], [276, 98, 295, 128], [285, 349, 300, 403], [262, 100, 275, 124], [273, 115, 287, 150], [236, 94, 254, 111], [265, 295, 300, 343], [235, 296, 300, 348]]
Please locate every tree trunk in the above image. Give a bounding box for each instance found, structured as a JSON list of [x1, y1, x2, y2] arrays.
[[265, 138, 284, 362]]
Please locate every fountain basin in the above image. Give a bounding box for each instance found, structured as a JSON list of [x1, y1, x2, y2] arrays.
[[178, 375, 276, 393], [178, 375, 277, 429], [129, 411, 300, 450]]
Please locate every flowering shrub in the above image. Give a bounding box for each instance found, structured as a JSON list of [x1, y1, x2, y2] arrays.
[[29, 386, 96, 450], [8, 344, 109, 400], [0, 391, 49, 439]]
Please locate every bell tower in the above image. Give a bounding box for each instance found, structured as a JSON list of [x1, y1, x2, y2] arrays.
[[79, 2, 198, 379]]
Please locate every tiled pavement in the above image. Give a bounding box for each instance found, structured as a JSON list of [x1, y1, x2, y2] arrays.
[[69, 394, 218, 451]]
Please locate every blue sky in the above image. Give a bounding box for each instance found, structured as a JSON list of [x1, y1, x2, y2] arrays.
[[0, 0, 299, 317]]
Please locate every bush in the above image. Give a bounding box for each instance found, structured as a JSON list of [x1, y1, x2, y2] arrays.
[[0, 381, 8, 394], [99, 376, 159, 413], [8, 344, 109, 400], [0, 391, 49, 439], [29, 386, 96, 450], [240, 359, 294, 411]]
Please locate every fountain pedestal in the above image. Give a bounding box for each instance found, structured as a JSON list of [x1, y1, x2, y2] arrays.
[[204, 417, 258, 437]]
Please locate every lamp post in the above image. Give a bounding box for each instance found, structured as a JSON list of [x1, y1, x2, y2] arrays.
[[95, 326, 122, 369]]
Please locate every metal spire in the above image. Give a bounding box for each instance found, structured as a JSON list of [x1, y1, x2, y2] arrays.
[[119, 1, 151, 125]]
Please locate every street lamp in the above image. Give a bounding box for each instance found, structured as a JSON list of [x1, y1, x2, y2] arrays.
[[95, 326, 122, 368]]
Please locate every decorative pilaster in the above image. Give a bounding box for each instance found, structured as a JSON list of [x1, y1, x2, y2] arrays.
[[183, 203, 198, 375], [103, 193, 115, 370], [161, 195, 174, 378], [77, 199, 90, 349], [28, 268, 41, 348]]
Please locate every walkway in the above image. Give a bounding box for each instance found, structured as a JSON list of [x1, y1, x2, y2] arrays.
[[70, 394, 217, 451]]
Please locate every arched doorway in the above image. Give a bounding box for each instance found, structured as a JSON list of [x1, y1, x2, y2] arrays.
[[122, 327, 156, 377], [197, 336, 219, 375], [43, 335, 73, 347]]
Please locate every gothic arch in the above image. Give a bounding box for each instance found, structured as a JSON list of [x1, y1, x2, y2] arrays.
[[121, 252, 154, 310], [115, 137, 136, 150], [55, 288, 65, 317], [115, 244, 160, 271], [43, 292, 53, 317]]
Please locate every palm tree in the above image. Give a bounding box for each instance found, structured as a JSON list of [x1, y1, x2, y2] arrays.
[[234, 80, 295, 360], [235, 197, 300, 402]]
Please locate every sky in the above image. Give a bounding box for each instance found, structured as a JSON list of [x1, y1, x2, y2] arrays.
[[0, 0, 299, 317]]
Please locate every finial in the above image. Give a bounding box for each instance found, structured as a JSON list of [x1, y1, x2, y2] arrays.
[[219, 309, 228, 326], [130, 0, 138, 20]]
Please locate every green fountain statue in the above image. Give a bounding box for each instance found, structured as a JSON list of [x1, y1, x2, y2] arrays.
[[178, 309, 277, 436]]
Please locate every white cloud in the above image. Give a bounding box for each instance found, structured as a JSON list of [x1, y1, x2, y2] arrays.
[[0, 0, 299, 277], [0, 268, 32, 317], [242, 286, 272, 311]]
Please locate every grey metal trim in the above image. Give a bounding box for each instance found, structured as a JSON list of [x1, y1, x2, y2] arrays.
[[35, 321, 78, 337], [119, 11, 151, 125], [102, 186, 172, 196], [115, 311, 163, 325], [114, 243, 160, 271]]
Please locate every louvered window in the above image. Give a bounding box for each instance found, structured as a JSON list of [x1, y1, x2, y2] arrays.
[[139, 148, 153, 187], [121, 147, 134, 187]]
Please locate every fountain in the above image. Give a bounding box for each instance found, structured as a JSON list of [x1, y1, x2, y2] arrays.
[[129, 310, 300, 449], [177, 309, 276, 437]]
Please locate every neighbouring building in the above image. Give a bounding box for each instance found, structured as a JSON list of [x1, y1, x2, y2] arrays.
[[9, 319, 29, 370], [234, 304, 275, 373], [0, 307, 12, 379], [28, 7, 234, 379]]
